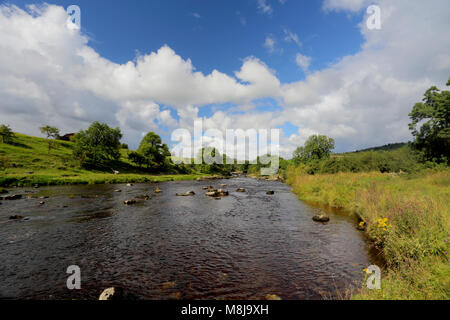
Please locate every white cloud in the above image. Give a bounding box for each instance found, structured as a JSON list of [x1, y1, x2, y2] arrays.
[[295, 53, 311, 73], [192, 12, 201, 19], [263, 35, 276, 53], [283, 28, 302, 48], [257, 0, 273, 15], [0, 1, 449, 156]]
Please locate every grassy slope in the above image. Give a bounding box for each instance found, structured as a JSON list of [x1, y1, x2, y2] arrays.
[[286, 168, 450, 299], [0, 133, 203, 187]]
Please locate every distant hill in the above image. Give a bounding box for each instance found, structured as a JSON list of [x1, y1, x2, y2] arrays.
[[349, 143, 408, 154]]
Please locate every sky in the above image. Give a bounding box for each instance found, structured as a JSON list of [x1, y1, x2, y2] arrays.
[[0, 0, 449, 159]]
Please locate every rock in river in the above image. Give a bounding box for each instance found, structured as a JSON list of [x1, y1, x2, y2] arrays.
[[266, 191, 275, 195], [176, 191, 196, 196], [9, 215, 23, 220], [124, 199, 137, 205], [0, 194, 22, 201], [236, 188, 246, 192], [312, 213, 330, 223]]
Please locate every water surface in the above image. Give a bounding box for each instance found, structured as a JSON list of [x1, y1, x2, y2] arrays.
[[0, 177, 373, 299]]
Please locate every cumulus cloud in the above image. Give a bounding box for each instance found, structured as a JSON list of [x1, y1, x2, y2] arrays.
[[0, 1, 449, 156]]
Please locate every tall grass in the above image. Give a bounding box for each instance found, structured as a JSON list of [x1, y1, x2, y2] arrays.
[[286, 167, 450, 299]]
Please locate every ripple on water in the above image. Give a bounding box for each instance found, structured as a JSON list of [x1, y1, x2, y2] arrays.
[[0, 178, 373, 299]]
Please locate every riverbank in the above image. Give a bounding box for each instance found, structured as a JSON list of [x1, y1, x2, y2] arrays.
[[0, 132, 220, 187], [285, 168, 450, 300], [0, 171, 210, 188]]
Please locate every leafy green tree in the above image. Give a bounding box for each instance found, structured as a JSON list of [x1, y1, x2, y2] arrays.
[[293, 135, 335, 163], [40, 125, 60, 153], [409, 79, 450, 162], [195, 147, 224, 173], [0, 124, 15, 144], [137, 132, 171, 170], [128, 151, 148, 168], [72, 122, 122, 167]]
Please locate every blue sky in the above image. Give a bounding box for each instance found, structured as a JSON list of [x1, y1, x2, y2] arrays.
[[1, 0, 449, 156], [30, 0, 366, 82]]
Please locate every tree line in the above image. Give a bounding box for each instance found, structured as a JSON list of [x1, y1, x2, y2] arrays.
[[1, 77, 448, 175]]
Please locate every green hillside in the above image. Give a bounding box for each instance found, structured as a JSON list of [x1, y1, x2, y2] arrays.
[[0, 133, 201, 187]]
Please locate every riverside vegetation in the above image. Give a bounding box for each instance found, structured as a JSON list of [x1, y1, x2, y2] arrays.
[[282, 80, 450, 299]]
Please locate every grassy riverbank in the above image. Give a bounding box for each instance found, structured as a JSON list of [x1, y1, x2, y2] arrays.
[[0, 133, 205, 187], [286, 168, 450, 299]]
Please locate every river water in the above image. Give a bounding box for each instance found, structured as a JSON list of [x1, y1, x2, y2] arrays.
[[0, 177, 374, 300]]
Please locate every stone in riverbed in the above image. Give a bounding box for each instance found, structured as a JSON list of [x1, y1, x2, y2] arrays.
[[124, 199, 137, 205], [155, 187, 162, 193], [176, 191, 195, 197], [312, 213, 330, 223], [266, 190, 275, 195], [135, 195, 150, 200], [236, 188, 246, 192], [114, 189, 122, 193], [0, 194, 22, 201], [205, 191, 218, 197], [9, 215, 23, 220]]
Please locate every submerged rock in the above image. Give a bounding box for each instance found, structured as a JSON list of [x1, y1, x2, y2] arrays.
[[312, 213, 330, 223], [9, 215, 23, 220], [0, 194, 22, 201], [236, 188, 246, 192], [266, 190, 275, 195], [124, 199, 137, 205], [217, 189, 229, 196], [176, 191, 195, 197], [135, 195, 150, 200], [155, 187, 162, 193], [266, 294, 281, 300], [114, 189, 122, 193], [205, 191, 218, 197]]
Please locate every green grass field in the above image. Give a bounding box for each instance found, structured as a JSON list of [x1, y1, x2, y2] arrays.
[[286, 168, 450, 299], [0, 133, 203, 187]]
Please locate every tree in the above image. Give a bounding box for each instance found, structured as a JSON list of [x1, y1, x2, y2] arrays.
[[137, 132, 171, 170], [40, 125, 60, 153], [293, 135, 335, 163], [409, 79, 450, 162], [128, 151, 148, 168], [72, 122, 122, 167], [0, 125, 15, 144]]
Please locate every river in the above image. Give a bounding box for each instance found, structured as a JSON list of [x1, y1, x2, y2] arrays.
[[0, 177, 374, 299]]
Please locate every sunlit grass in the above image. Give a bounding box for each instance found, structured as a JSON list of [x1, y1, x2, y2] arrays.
[[0, 133, 203, 186], [286, 168, 450, 300]]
